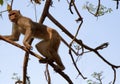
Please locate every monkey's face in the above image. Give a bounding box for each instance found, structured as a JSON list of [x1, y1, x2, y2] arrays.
[[8, 10, 21, 23]]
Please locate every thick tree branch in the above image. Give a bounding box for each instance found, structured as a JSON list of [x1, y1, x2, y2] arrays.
[[23, 39, 33, 84], [48, 62, 73, 84], [0, 35, 43, 60], [39, 0, 51, 24], [23, 52, 29, 84]]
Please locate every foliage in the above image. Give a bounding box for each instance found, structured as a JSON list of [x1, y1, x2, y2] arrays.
[[11, 73, 24, 83], [83, 2, 113, 16], [87, 72, 103, 84], [87, 72, 112, 84], [0, 0, 3, 5], [11, 73, 21, 81]]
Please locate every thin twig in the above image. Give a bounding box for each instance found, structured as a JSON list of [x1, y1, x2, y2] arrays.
[[44, 63, 51, 84], [69, 46, 87, 79], [33, 3, 37, 22], [10, 0, 14, 9], [69, 21, 83, 46], [112, 66, 116, 84], [113, 0, 120, 9], [95, 0, 101, 16], [61, 37, 78, 55]]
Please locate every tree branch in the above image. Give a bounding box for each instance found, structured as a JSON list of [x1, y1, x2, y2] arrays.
[[23, 39, 33, 84], [39, 0, 51, 24], [0, 35, 43, 60]]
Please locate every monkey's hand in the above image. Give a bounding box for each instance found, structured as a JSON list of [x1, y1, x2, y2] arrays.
[[24, 43, 33, 50]]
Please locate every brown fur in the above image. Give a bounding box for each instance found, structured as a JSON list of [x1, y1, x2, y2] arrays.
[[6, 10, 65, 70]]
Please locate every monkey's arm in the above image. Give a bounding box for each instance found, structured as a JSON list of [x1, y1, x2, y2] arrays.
[[23, 28, 32, 49], [4, 23, 20, 41]]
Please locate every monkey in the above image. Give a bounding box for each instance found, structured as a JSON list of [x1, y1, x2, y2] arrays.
[[4, 10, 65, 70]]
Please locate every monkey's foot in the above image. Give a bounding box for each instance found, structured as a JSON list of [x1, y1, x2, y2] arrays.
[[39, 58, 54, 64], [54, 65, 62, 72], [39, 58, 47, 63]]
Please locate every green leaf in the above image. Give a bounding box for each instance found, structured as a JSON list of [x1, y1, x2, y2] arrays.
[[0, 0, 3, 5]]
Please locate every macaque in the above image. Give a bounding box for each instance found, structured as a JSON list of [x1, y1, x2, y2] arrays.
[[5, 10, 65, 70]]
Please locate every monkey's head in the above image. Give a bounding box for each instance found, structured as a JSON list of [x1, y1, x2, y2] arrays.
[[8, 10, 21, 23]]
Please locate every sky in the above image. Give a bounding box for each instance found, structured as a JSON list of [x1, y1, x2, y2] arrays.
[[0, 0, 120, 84]]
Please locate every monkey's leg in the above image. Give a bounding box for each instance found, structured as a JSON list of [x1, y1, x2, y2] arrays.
[[35, 40, 54, 63], [36, 40, 65, 70], [49, 49, 65, 70]]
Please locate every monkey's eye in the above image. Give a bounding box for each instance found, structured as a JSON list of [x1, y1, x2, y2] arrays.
[[9, 13, 16, 16]]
